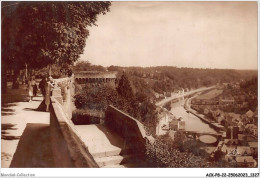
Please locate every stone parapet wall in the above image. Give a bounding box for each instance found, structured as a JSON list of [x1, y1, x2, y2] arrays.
[[105, 105, 154, 152], [53, 76, 75, 119], [50, 97, 98, 168], [75, 71, 117, 79]]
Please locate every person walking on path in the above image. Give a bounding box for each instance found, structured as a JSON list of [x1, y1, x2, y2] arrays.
[[33, 81, 38, 97], [44, 77, 54, 111], [39, 76, 47, 98], [27, 77, 34, 102]]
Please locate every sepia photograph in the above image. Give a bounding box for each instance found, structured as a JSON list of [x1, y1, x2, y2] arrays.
[[1, 0, 258, 177]]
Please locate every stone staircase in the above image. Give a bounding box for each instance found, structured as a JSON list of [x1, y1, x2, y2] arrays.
[[74, 124, 147, 168]]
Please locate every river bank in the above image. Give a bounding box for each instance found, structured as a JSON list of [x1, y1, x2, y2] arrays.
[[156, 86, 216, 107], [184, 95, 225, 133], [156, 86, 219, 136]]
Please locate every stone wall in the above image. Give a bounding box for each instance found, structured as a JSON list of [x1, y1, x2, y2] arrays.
[[105, 105, 154, 153], [50, 97, 98, 168], [74, 71, 117, 85], [53, 76, 75, 119], [74, 71, 117, 78]]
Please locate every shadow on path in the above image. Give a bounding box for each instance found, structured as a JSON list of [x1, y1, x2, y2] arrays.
[[1, 105, 16, 116], [1, 123, 20, 140], [10, 123, 54, 168], [95, 124, 126, 148]]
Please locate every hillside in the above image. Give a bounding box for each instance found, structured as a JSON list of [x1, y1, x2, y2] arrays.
[[108, 66, 257, 99]]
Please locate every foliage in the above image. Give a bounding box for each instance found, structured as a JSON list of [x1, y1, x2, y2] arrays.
[[145, 134, 213, 168], [107, 66, 257, 95], [74, 82, 158, 136], [73, 60, 106, 72], [74, 84, 122, 111], [33, 64, 62, 78], [221, 77, 257, 114], [116, 73, 134, 100], [72, 109, 102, 125], [2, 1, 111, 76]]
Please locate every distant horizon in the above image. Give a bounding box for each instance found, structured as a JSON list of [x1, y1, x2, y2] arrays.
[[76, 60, 258, 71], [80, 2, 257, 70]]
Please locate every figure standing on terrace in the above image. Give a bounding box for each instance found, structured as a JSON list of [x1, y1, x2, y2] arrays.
[[45, 76, 55, 112], [27, 77, 35, 102], [39, 76, 47, 99]]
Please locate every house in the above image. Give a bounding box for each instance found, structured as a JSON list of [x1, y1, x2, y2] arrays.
[[252, 126, 258, 137], [236, 146, 252, 156], [154, 93, 160, 99], [235, 156, 256, 167], [169, 119, 178, 131], [225, 115, 233, 127], [253, 110, 258, 125], [245, 124, 257, 136], [169, 117, 185, 131], [242, 102, 249, 108], [166, 92, 171, 97], [237, 121, 245, 133], [246, 110, 254, 118], [238, 134, 246, 144], [178, 118, 185, 130], [217, 116, 225, 124], [220, 99, 235, 105], [221, 145, 236, 155], [228, 113, 241, 123], [248, 142, 258, 156]]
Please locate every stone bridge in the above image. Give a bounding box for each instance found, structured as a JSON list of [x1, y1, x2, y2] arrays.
[[184, 130, 222, 143], [49, 76, 154, 168]]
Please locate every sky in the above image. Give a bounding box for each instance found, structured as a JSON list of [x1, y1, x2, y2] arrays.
[[80, 1, 258, 70]]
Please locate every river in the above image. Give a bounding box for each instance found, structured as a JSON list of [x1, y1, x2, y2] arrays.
[[170, 98, 217, 134]]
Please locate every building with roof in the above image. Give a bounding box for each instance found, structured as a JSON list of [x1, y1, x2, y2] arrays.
[[235, 156, 256, 167], [246, 110, 254, 118], [248, 142, 258, 156]]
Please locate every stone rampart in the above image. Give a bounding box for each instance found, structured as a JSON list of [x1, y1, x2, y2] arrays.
[[105, 105, 154, 153], [50, 96, 98, 167]]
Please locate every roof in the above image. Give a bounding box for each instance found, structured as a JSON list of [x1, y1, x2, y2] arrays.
[[236, 146, 251, 155], [245, 124, 257, 129], [236, 156, 255, 163], [170, 119, 178, 126], [221, 99, 235, 102], [248, 142, 258, 148], [246, 110, 254, 118], [228, 113, 241, 120], [221, 144, 235, 153], [238, 134, 245, 140]]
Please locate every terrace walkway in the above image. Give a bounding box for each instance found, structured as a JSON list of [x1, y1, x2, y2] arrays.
[[1, 84, 54, 168]]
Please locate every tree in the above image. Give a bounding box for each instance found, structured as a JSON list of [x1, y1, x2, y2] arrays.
[[2, 1, 111, 90], [73, 60, 106, 72], [116, 73, 134, 100]]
